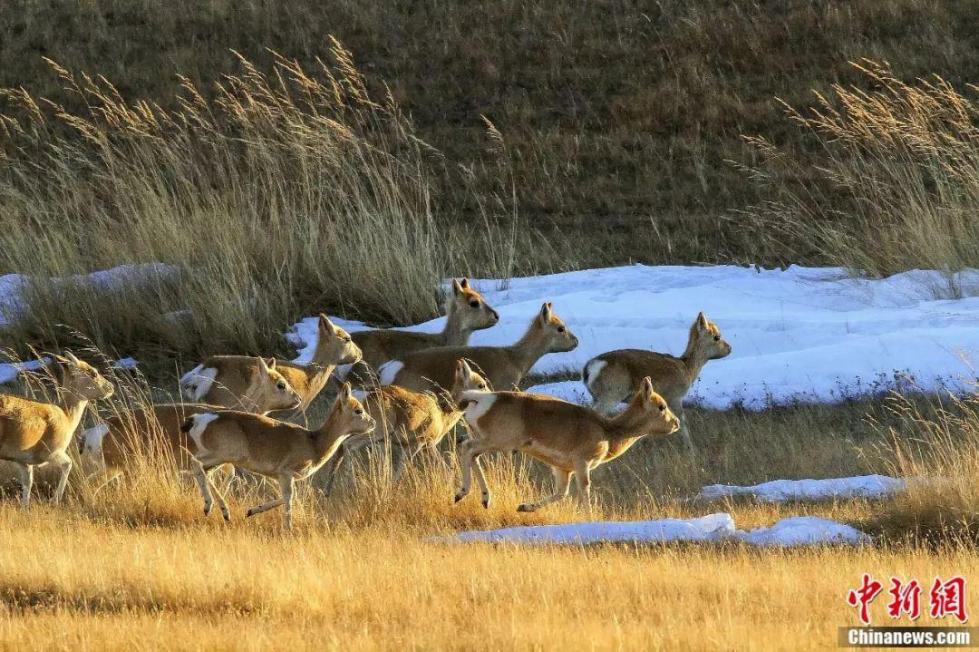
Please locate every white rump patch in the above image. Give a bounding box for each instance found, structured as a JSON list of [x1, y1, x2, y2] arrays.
[[80, 423, 110, 456], [461, 390, 497, 424], [186, 412, 220, 450], [180, 365, 217, 401], [378, 361, 404, 386], [583, 359, 606, 391]]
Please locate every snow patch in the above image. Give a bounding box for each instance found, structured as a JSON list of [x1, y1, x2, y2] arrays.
[[287, 264, 979, 409], [451, 513, 870, 547], [697, 475, 906, 503]]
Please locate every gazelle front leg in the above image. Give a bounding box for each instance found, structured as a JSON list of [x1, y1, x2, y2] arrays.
[[671, 402, 695, 457], [517, 467, 572, 513], [204, 467, 230, 521], [573, 460, 593, 516], [49, 450, 73, 505], [16, 463, 34, 509], [279, 475, 295, 531], [192, 459, 215, 517]]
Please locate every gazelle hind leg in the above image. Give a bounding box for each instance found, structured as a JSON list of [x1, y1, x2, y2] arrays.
[[517, 467, 572, 513]]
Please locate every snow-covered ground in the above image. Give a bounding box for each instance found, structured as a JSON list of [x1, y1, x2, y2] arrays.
[[290, 264, 979, 410], [451, 513, 870, 547], [697, 474, 906, 503]]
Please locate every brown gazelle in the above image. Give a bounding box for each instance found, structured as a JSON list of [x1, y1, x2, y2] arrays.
[[270, 314, 363, 413], [379, 302, 578, 393], [322, 359, 490, 495], [179, 354, 303, 413], [0, 353, 114, 507], [582, 312, 732, 454], [80, 402, 238, 477], [351, 279, 499, 376], [455, 377, 679, 512], [180, 383, 375, 530]]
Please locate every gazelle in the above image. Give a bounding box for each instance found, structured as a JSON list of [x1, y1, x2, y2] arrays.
[[180, 383, 374, 530], [351, 279, 499, 376], [582, 312, 732, 454], [80, 402, 234, 476], [270, 314, 362, 413], [321, 359, 490, 495], [0, 353, 114, 507], [379, 302, 577, 393], [179, 350, 313, 414], [455, 377, 679, 512]]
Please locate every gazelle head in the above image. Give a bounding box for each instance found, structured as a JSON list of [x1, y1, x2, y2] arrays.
[[627, 376, 680, 435], [330, 382, 376, 438], [534, 302, 578, 353], [252, 358, 303, 411], [451, 359, 491, 399], [446, 279, 499, 333], [685, 312, 732, 361], [49, 352, 114, 401], [315, 313, 362, 366]]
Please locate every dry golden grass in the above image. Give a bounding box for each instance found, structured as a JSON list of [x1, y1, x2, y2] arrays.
[[0, 362, 976, 649], [1, 505, 977, 651], [745, 61, 979, 278]]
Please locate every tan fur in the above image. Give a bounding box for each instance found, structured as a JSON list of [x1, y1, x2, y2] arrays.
[[583, 312, 732, 454], [83, 402, 225, 475], [322, 360, 489, 494], [383, 302, 578, 393], [183, 383, 374, 530], [455, 377, 679, 511], [0, 353, 114, 507], [182, 355, 302, 413], [352, 279, 499, 371], [270, 314, 361, 414]]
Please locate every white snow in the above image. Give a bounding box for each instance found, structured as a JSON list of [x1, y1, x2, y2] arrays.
[[289, 264, 979, 409], [455, 513, 736, 545], [697, 474, 906, 503], [0, 263, 179, 326], [738, 516, 871, 547], [451, 513, 869, 547]]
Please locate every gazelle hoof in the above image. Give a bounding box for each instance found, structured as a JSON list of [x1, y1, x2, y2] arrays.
[[481, 496, 491, 509], [453, 492, 465, 504], [246, 509, 256, 518]]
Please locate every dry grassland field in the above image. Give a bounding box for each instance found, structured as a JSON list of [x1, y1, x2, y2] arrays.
[[3, 1, 979, 650]]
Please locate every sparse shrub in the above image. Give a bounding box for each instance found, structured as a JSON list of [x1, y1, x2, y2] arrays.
[[744, 61, 979, 279], [0, 41, 561, 363]]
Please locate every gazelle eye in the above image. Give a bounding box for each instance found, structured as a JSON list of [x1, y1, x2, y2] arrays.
[[557, 326, 565, 333], [354, 409, 364, 416], [479, 384, 487, 390], [714, 335, 721, 342], [469, 300, 480, 308], [659, 405, 666, 412], [277, 381, 286, 390]]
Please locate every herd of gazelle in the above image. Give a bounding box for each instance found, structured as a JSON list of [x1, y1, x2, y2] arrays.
[[0, 279, 732, 529]]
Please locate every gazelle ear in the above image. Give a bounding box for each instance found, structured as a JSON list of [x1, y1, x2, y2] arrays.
[[266, 358, 277, 370], [640, 376, 655, 397], [539, 302, 552, 322], [696, 312, 709, 330], [452, 279, 465, 296], [339, 382, 353, 402], [257, 357, 271, 375], [65, 351, 82, 366], [319, 313, 336, 332], [459, 278, 470, 290]]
